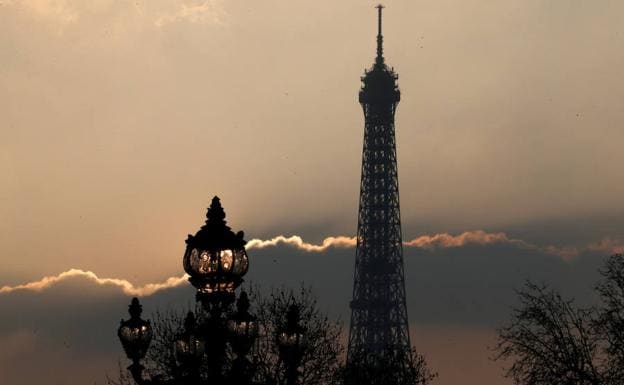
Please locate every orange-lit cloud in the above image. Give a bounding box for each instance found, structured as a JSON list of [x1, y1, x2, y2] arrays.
[[403, 230, 601, 260], [403, 230, 519, 249], [246, 231, 568, 257], [0, 269, 188, 297], [246, 231, 523, 253], [247, 235, 356, 252], [402, 230, 574, 257], [247, 231, 624, 260]]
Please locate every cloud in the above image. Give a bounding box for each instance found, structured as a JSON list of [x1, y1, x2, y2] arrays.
[[403, 230, 581, 259], [7, 0, 80, 25], [3, 231, 622, 297], [247, 231, 620, 260], [155, 0, 227, 27], [246, 232, 526, 254], [404, 230, 521, 249], [0, 269, 187, 297], [3, 0, 226, 30], [247, 235, 356, 252]]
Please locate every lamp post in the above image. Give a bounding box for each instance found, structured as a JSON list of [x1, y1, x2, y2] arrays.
[[117, 196, 255, 385], [227, 292, 258, 385], [277, 304, 307, 385], [183, 196, 250, 384]]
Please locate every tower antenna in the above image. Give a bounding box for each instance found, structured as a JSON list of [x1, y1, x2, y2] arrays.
[[376, 4, 385, 64]]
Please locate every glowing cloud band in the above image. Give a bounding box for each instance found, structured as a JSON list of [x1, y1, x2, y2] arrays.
[[246, 231, 584, 259], [0, 269, 188, 297], [2, 231, 623, 296], [247, 235, 356, 252]]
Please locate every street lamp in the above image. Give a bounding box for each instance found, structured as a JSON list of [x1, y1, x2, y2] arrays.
[[277, 304, 307, 385], [183, 196, 248, 310], [118, 297, 153, 382], [117, 196, 254, 385], [183, 196, 250, 383]]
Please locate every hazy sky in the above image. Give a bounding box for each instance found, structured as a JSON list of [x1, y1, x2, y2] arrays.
[[2, 1, 624, 384]]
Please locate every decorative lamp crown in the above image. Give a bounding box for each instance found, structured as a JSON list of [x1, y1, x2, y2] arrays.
[[183, 196, 249, 297]]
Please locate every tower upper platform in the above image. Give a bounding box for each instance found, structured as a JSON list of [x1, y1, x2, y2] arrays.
[[359, 5, 400, 105]]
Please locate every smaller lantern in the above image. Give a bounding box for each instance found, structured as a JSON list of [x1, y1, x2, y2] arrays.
[[174, 311, 206, 367], [277, 304, 307, 385], [183, 197, 249, 299], [227, 291, 259, 357], [277, 304, 307, 358], [118, 297, 153, 363]]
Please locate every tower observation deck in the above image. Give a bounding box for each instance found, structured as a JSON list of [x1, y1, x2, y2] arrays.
[[347, 4, 412, 380]]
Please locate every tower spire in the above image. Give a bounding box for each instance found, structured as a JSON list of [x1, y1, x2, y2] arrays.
[[376, 4, 385, 65]]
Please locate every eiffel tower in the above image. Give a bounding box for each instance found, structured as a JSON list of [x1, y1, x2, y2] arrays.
[[347, 4, 412, 378]]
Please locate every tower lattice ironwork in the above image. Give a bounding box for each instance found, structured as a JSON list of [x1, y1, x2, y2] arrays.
[[347, 4, 412, 371]]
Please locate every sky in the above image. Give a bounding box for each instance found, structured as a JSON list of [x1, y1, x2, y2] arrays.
[[2, 0, 624, 384]]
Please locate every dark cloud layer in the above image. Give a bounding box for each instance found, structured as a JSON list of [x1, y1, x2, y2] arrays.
[[0, 241, 612, 385]]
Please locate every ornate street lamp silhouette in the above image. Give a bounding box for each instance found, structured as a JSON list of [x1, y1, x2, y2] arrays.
[[118, 297, 153, 380], [183, 196, 249, 383], [183, 196, 249, 308], [117, 196, 255, 385], [277, 304, 307, 385]]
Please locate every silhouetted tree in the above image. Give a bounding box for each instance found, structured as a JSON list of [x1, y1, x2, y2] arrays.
[[494, 281, 601, 385], [595, 255, 624, 384], [494, 254, 624, 385], [253, 286, 344, 385]]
